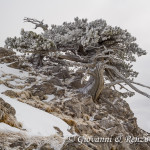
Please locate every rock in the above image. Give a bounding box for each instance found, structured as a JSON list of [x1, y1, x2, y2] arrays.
[[2, 90, 18, 98], [64, 99, 83, 118], [70, 79, 84, 89], [55, 70, 70, 80], [0, 80, 4, 84], [25, 143, 38, 150], [18, 90, 32, 100], [0, 146, 5, 150], [98, 117, 116, 129], [25, 77, 36, 83], [20, 93, 27, 99], [61, 140, 93, 150], [31, 95, 41, 101], [66, 96, 95, 116], [40, 143, 54, 150], [56, 89, 65, 97], [49, 77, 62, 86], [9, 138, 25, 148], [28, 82, 56, 100], [94, 112, 108, 120], [74, 123, 95, 135], [0, 56, 18, 64], [51, 66, 62, 73]]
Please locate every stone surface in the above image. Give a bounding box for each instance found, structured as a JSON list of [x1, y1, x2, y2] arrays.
[[40, 143, 54, 150], [56, 89, 65, 97], [49, 77, 62, 86], [25, 77, 36, 83], [55, 70, 71, 80], [2, 90, 18, 98], [9, 138, 25, 149], [28, 82, 56, 100], [25, 143, 38, 150]]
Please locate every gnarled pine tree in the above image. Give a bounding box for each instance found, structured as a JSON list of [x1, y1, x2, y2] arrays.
[[5, 17, 150, 103]]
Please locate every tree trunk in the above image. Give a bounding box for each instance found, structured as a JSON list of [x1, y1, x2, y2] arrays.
[[88, 63, 104, 102], [37, 54, 44, 67]]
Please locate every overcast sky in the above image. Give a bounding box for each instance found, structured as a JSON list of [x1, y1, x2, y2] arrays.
[[0, 0, 150, 132]]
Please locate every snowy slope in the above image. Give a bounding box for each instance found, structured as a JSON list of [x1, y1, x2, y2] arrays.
[[0, 61, 150, 137], [0, 63, 72, 137], [0, 87, 71, 137]]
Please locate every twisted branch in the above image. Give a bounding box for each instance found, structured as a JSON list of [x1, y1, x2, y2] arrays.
[[24, 17, 48, 31], [105, 65, 150, 99]]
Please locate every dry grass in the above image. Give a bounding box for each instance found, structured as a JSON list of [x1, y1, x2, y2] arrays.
[[0, 114, 22, 129]]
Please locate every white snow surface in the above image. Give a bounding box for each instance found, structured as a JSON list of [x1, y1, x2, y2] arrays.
[[0, 123, 23, 133], [0, 63, 28, 78], [0, 84, 71, 137], [44, 94, 55, 102], [0, 63, 72, 137]]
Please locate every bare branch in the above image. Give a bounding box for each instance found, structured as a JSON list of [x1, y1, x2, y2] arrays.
[[24, 17, 48, 31], [105, 65, 150, 99], [131, 81, 150, 89], [57, 54, 89, 63], [105, 80, 123, 87]]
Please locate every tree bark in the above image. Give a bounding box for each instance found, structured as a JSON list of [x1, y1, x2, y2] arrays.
[[88, 63, 105, 102]]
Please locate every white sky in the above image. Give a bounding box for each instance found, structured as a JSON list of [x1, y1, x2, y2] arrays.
[[0, 0, 150, 132]]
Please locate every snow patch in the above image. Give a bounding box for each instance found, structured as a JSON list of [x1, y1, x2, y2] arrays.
[[0, 83, 71, 137]]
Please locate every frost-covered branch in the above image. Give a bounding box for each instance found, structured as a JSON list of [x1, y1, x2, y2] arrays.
[[24, 17, 48, 31], [105, 65, 150, 99]]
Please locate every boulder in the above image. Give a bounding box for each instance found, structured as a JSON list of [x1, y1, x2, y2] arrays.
[[2, 90, 18, 98], [28, 82, 56, 100]]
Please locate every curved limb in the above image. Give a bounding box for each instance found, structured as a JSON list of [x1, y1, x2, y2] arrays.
[[105, 65, 150, 99], [24, 17, 48, 31]]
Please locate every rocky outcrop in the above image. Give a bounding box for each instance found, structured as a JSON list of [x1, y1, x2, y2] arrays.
[[0, 48, 150, 150], [46, 89, 150, 150]]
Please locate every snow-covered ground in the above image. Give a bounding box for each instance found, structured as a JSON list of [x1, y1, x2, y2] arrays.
[[0, 63, 29, 78], [0, 63, 72, 137], [0, 61, 150, 138]]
